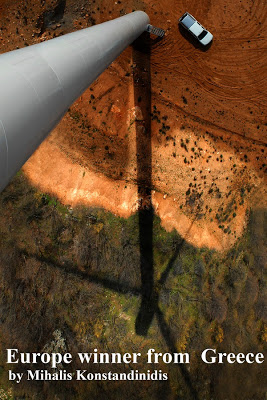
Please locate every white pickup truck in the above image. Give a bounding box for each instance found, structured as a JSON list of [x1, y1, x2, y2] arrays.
[[179, 12, 213, 46]]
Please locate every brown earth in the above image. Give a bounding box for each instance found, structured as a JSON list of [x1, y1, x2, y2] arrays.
[[0, 0, 266, 251]]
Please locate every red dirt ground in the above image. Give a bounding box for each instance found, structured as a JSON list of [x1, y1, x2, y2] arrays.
[[1, 0, 266, 250]]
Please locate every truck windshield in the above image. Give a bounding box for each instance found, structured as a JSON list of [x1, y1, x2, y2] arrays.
[[181, 15, 195, 29], [198, 30, 208, 40]]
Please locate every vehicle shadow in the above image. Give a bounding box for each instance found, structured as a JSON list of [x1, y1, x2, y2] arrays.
[[178, 24, 213, 52]]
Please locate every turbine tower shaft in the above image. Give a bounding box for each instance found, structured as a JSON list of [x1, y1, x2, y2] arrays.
[[0, 11, 150, 192]]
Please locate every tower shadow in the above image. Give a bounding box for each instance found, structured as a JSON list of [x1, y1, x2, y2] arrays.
[[131, 32, 199, 399], [132, 32, 154, 336]]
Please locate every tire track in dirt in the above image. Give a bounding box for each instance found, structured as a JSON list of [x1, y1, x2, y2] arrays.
[[148, 0, 267, 127]]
